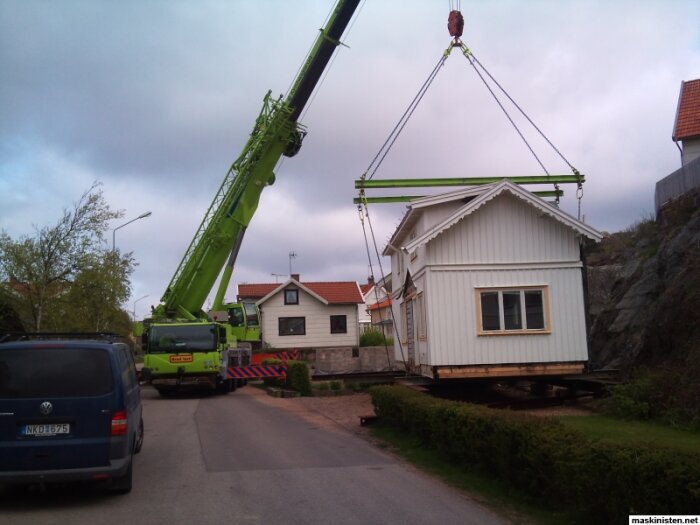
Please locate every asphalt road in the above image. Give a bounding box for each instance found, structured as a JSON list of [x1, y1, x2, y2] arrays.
[[0, 386, 508, 525]]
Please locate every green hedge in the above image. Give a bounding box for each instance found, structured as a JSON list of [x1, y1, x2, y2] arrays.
[[370, 385, 700, 522], [285, 360, 312, 396]]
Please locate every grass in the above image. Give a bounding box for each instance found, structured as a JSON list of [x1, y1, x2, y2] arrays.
[[556, 414, 700, 454], [370, 425, 577, 525]]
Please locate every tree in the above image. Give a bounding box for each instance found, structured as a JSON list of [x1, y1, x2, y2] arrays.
[[57, 250, 135, 333], [0, 182, 134, 332]]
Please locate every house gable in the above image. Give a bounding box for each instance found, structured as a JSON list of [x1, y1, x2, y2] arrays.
[[403, 180, 602, 258], [426, 192, 583, 265]]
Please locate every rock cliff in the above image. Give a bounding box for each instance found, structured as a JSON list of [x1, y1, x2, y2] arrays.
[[586, 190, 700, 373]]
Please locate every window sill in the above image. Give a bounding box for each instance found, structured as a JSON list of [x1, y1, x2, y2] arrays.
[[477, 329, 551, 336]]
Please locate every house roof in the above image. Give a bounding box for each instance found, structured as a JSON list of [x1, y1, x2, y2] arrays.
[[360, 282, 374, 295], [673, 79, 700, 141], [384, 180, 603, 256], [368, 298, 391, 311], [238, 279, 364, 305]]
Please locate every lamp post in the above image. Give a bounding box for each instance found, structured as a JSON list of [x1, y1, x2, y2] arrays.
[[112, 211, 152, 251], [132, 294, 149, 321]]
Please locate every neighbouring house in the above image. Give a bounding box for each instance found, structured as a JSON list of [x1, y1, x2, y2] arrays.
[[237, 274, 365, 349], [672, 78, 700, 166], [358, 275, 393, 336], [655, 78, 700, 213], [383, 179, 603, 381], [358, 278, 375, 333]]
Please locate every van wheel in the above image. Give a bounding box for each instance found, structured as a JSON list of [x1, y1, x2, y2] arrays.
[[111, 458, 133, 494], [134, 419, 144, 454]]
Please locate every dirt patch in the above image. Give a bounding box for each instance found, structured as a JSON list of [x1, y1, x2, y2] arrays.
[[242, 385, 376, 438]]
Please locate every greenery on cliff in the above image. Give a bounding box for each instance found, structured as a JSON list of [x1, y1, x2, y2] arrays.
[[585, 191, 700, 429]]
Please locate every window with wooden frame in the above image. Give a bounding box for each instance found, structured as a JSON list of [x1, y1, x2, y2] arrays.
[[278, 317, 305, 336], [400, 301, 407, 344], [475, 286, 550, 335], [416, 293, 426, 340], [330, 315, 347, 334], [284, 288, 299, 305]]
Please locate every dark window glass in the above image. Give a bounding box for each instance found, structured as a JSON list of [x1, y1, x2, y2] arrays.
[[149, 324, 218, 353], [284, 289, 299, 305], [228, 306, 245, 327], [330, 315, 347, 334], [279, 317, 306, 336], [525, 291, 545, 329], [503, 291, 522, 330], [244, 303, 260, 326], [480, 292, 500, 331], [0, 347, 114, 398]]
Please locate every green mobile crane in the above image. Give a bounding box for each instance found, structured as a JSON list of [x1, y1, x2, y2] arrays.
[[139, 0, 360, 396]]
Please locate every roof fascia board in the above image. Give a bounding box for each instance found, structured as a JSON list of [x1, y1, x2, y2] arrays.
[[403, 180, 602, 254], [256, 278, 329, 306]]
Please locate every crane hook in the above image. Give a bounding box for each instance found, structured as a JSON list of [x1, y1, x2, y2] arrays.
[[448, 10, 464, 42]]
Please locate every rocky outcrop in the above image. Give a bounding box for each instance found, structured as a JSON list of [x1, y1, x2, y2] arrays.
[[586, 191, 700, 372]]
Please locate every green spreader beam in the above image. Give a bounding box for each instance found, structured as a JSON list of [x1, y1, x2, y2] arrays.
[[353, 175, 581, 204], [353, 189, 563, 204], [355, 174, 583, 189]]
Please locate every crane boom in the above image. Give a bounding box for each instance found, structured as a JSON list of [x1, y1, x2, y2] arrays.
[[155, 0, 360, 320], [140, 1, 361, 397]]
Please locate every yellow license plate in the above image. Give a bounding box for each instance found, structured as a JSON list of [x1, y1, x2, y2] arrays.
[[169, 354, 193, 363]]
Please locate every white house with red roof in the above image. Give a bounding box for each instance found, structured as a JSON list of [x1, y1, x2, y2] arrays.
[[237, 275, 365, 349], [383, 180, 603, 380], [672, 78, 700, 166], [656, 78, 700, 213]]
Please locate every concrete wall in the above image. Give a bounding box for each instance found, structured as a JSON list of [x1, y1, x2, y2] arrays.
[[655, 155, 700, 213]]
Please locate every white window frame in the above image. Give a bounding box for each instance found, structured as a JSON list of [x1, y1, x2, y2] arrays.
[[475, 286, 551, 336]]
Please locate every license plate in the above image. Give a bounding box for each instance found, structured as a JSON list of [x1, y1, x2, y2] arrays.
[[169, 354, 193, 363], [22, 423, 71, 436]]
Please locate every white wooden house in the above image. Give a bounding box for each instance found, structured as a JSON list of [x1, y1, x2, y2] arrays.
[[359, 276, 392, 335], [383, 180, 603, 380], [237, 276, 364, 349]]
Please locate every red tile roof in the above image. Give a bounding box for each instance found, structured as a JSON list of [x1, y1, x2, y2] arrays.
[[237, 283, 277, 299], [368, 298, 391, 311], [360, 282, 374, 295], [673, 79, 700, 141], [238, 281, 364, 304]]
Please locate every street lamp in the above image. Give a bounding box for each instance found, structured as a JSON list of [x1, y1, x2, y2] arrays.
[[132, 294, 149, 320], [112, 211, 152, 251]]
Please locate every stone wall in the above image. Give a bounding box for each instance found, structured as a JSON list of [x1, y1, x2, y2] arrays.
[[299, 346, 397, 376]]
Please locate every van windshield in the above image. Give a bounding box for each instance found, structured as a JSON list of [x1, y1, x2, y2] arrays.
[[148, 324, 217, 353], [0, 347, 114, 399]]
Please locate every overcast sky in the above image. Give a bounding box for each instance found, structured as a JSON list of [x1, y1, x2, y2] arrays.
[[1, 0, 699, 320]]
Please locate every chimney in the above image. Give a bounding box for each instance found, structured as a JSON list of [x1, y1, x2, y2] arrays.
[[291, 273, 300, 282], [367, 276, 374, 285]]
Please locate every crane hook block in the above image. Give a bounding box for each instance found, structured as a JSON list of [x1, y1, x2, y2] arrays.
[[448, 10, 464, 38]]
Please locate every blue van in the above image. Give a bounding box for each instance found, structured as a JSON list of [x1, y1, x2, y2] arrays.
[[0, 334, 143, 493]]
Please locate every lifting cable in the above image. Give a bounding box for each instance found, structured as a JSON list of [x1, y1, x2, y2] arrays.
[[356, 7, 587, 374], [357, 201, 409, 374], [363, 53, 448, 182]]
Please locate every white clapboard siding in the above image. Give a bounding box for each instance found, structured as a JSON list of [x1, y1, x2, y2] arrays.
[[390, 186, 600, 371], [424, 267, 588, 366], [428, 193, 580, 265], [261, 287, 359, 349]]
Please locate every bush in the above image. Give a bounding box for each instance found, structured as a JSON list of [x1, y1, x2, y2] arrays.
[[286, 360, 312, 396], [370, 385, 700, 522], [605, 367, 700, 431], [360, 328, 391, 347]]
